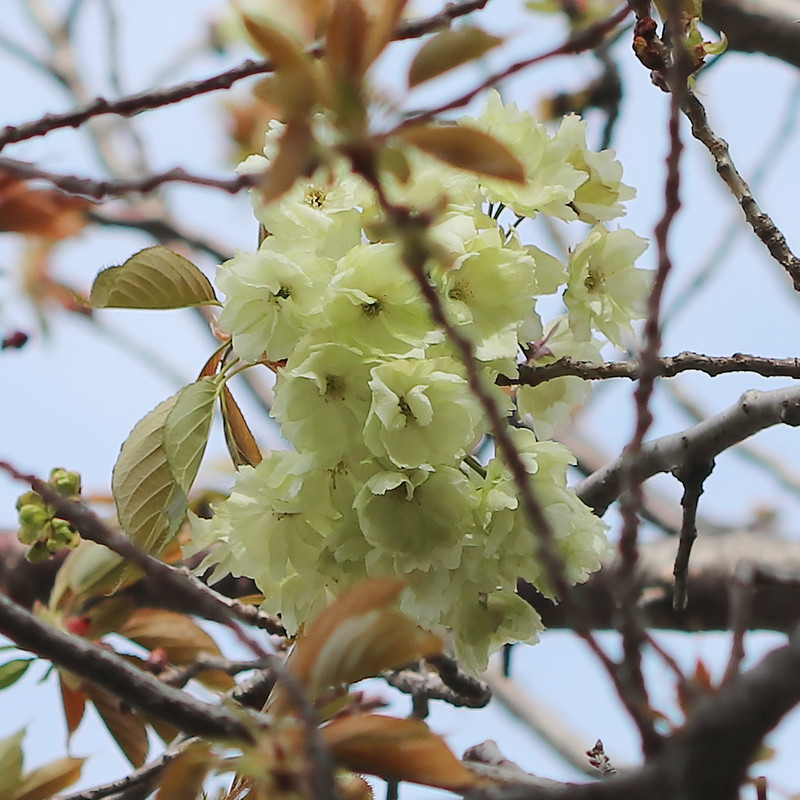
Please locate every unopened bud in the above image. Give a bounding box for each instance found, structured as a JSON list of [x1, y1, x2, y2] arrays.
[[26, 540, 52, 563], [17, 524, 42, 545], [50, 468, 82, 497], [15, 491, 45, 512], [18, 504, 51, 530]]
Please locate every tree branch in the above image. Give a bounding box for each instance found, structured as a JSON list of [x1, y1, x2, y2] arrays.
[[577, 384, 800, 515], [503, 352, 800, 386], [0, 591, 255, 741], [519, 529, 800, 632], [466, 624, 800, 800]]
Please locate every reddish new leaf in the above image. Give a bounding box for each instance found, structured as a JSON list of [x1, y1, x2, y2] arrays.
[[221, 386, 262, 467], [14, 757, 85, 800], [324, 715, 479, 791], [119, 608, 235, 691], [398, 124, 525, 183], [59, 675, 87, 740], [268, 579, 441, 716], [86, 683, 149, 767]]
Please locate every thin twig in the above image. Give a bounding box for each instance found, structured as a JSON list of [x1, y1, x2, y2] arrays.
[[671, 457, 714, 610], [613, 0, 688, 754], [681, 88, 800, 292], [398, 5, 632, 126], [0, 0, 494, 152], [664, 78, 800, 331], [0, 157, 260, 199]]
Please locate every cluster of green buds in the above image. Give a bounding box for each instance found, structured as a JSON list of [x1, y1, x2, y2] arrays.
[[16, 468, 82, 562]]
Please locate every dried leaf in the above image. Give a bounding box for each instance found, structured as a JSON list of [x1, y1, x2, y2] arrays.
[[268, 579, 441, 716], [324, 715, 478, 790], [90, 246, 219, 310], [86, 684, 149, 767], [14, 757, 84, 800], [221, 386, 262, 467], [0, 659, 34, 690], [0, 171, 90, 240], [398, 124, 524, 183], [408, 28, 501, 87]]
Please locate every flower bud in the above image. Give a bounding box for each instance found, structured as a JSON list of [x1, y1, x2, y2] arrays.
[[26, 540, 52, 563], [17, 524, 42, 545], [50, 518, 78, 548], [50, 468, 81, 497], [15, 491, 45, 512], [18, 504, 51, 530]]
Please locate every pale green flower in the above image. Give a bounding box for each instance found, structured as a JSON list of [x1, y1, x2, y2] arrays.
[[434, 226, 540, 362], [216, 236, 334, 361], [475, 429, 610, 594], [272, 342, 378, 466], [547, 114, 635, 223], [364, 357, 484, 468], [446, 589, 543, 673], [564, 225, 650, 347], [354, 466, 477, 575], [191, 451, 336, 604], [378, 147, 487, 223], [327, 242, 438, 357], [194, 91, 646, 671]]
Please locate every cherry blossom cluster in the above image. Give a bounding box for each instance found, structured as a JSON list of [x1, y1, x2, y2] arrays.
[[192, 90, 650, 671]]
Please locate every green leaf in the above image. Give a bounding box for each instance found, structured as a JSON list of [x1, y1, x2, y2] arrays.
[[50, 541, 127, 609], [398, 124, 525, 183], [90, 246, 220, 310], [0, 729, 24, 798], [408, 28, 501, 87], [163, 378, 218, 493], [112, 392, 187, 556], [0, 659, 34, 691]]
